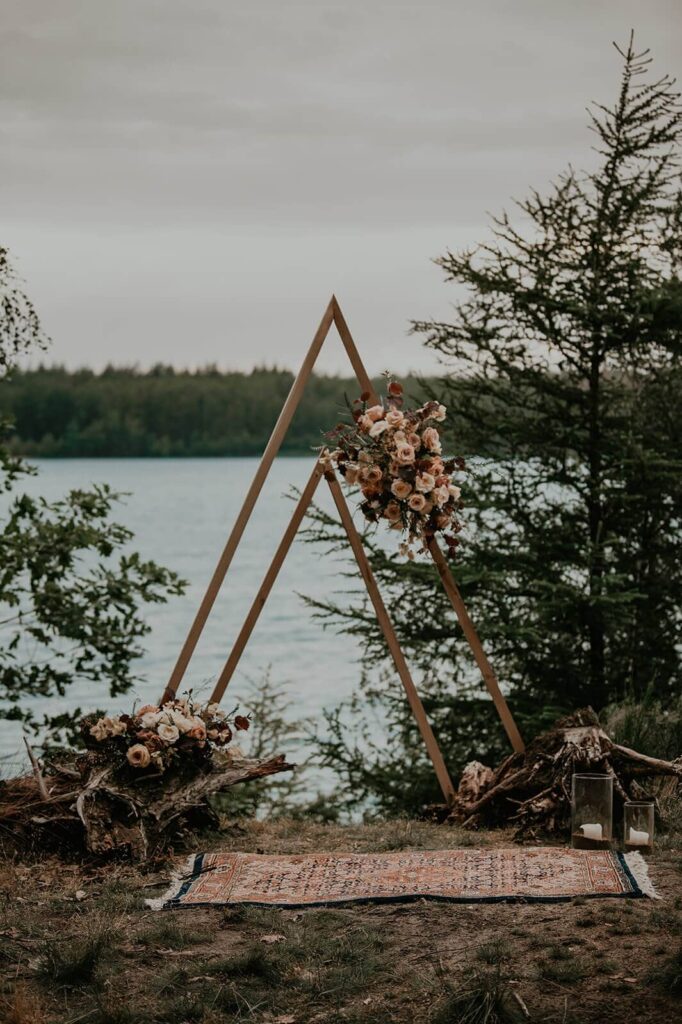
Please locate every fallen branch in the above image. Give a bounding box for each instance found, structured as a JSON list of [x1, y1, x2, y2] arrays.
[[1, 751, 294, 860], [447, 708, 681, 836]]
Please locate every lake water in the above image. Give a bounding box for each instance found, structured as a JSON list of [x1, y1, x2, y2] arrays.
[[0, 458, 371, 769]]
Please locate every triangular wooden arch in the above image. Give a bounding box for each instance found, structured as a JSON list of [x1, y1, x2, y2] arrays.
[[160, 296, 524, 804]]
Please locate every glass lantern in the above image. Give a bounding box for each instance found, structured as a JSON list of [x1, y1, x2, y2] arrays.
[[571, 773, 613, 850], [624, 800, 654, 854]]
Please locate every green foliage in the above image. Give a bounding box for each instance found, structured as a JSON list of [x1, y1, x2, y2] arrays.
[[212, 673, 317, 818], [604, 693, 682, 761], [1, 363, 444, 457], [304, 38, 682, 815], [0, 248, 186, 747]]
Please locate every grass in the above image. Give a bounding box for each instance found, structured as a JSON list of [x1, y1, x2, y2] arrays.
[[475, 939, 512, 965], [430, 968, 524, 1024], [650, 943, 682, 996], [35, 918, 114, 989], [0, 985, 47, 1024], [1, 816, 681, 1023], [91, 999, 143, 1024], [538, 947, 588, 984], [138, 916, 209, 950]]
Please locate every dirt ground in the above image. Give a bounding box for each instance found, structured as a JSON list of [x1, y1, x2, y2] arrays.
[[0, 818, 680, 1024]]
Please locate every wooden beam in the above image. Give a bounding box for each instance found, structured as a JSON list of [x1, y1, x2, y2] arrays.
[[325, 469, 456, 804], [209, 459, 325, 705], [331, 298, 379, 405], [160, 300, 336, 703], [426, 536, 525, 754]]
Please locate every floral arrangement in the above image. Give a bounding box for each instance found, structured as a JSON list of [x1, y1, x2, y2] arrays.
[[82, 694, 250, 775], [325, 379, 465, 558]]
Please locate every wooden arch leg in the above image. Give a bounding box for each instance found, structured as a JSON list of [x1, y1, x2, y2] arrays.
[[208, 459, 325, 705], [325, 469, 456, 804], [426, 536, 525, 754]]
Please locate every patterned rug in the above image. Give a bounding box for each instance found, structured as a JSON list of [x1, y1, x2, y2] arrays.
[[148, 847, 658, 910]]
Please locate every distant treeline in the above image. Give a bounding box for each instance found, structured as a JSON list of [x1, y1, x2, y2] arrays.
[[1, 365, 455, 457]]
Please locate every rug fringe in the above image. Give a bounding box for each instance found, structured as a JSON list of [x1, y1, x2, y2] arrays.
[[145, 853, 198, 911], [624, 851, 660, 900]]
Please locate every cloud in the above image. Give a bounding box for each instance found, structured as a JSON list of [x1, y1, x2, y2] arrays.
[[1, 1, 679, 372]]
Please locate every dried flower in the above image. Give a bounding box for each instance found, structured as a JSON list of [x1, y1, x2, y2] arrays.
[[368, 419, 388, 438], [415, 473, 435, 493], [127, 744, 151, 768], [395, 443, 416, 464], [422, 427, 442, 453], [384, 501, 402, 521], [157, 723, 180, 744], [391, 479, 412, 500]]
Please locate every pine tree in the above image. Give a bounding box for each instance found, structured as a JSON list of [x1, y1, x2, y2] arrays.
[[305, 37, 682, 814]]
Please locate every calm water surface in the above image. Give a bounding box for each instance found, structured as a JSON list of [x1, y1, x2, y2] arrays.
[[0, 458, 369, 765]]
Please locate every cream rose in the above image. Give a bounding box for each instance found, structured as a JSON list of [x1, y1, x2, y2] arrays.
[[385, 409, 404, 428], [415, 472, 435, 493], [432, 404, 447, 421], [169, 710, 193, 733], [433, 485, 450, 507], [422, 427, 441, 452], [359, 414, 373, 432], [395, 443, 415, 464], [139, 711, 160, 729], [448, 484, 462, 500], [366, 404, 385, 422], [127, 744, 151, 768], [408, 493, 427, 512], [391, 479, 412, 500], [407, 432, 422, 450], [137, 704, 158, 717], [157, 723, 180, 744], [393, 430, 407, 444], [369, 419, 389, 438], [365, 465, 383, 484]]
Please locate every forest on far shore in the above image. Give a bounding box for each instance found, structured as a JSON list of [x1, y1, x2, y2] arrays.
[[1, 365, 452, 458]]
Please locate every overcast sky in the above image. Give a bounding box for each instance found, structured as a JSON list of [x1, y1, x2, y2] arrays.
[[2, 1, 680, 376]]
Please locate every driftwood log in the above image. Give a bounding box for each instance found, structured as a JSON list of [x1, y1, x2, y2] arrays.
[[448, 708, 682, 837], [0, 751, 293, 860]]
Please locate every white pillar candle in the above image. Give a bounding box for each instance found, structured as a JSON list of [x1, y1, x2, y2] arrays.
[[628, 827, 650, 846], [580, 823, 603, 840]]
